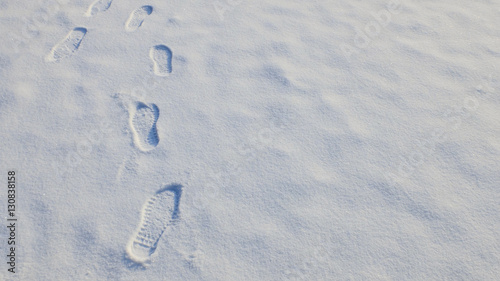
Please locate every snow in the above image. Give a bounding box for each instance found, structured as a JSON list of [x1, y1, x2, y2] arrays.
[[0, 0, 499, 280]]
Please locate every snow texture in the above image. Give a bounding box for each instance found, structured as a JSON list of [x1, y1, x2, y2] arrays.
[[0, 0, 499, 280]]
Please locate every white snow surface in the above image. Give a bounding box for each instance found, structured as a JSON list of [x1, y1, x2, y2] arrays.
[[0, 0, 499, 280]]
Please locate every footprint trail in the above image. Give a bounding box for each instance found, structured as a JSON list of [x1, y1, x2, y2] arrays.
[[126, 184, 182, 265], [125, 6, 153, 32], [150, 45, 173, 76], [85, 0, 113, 17], [46, 27, 87, 62]]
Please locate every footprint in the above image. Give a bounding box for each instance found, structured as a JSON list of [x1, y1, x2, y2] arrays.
[[46, 27, 87, 62], [149, 45, 173, 76], [125, 6, 153, 32], [130, 101, 160, 152], [85, 0, 113, 17], [126, 184, 182, 265]]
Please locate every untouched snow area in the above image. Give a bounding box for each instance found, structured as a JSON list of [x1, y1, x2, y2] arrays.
[[0, 0, 499, 280]]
